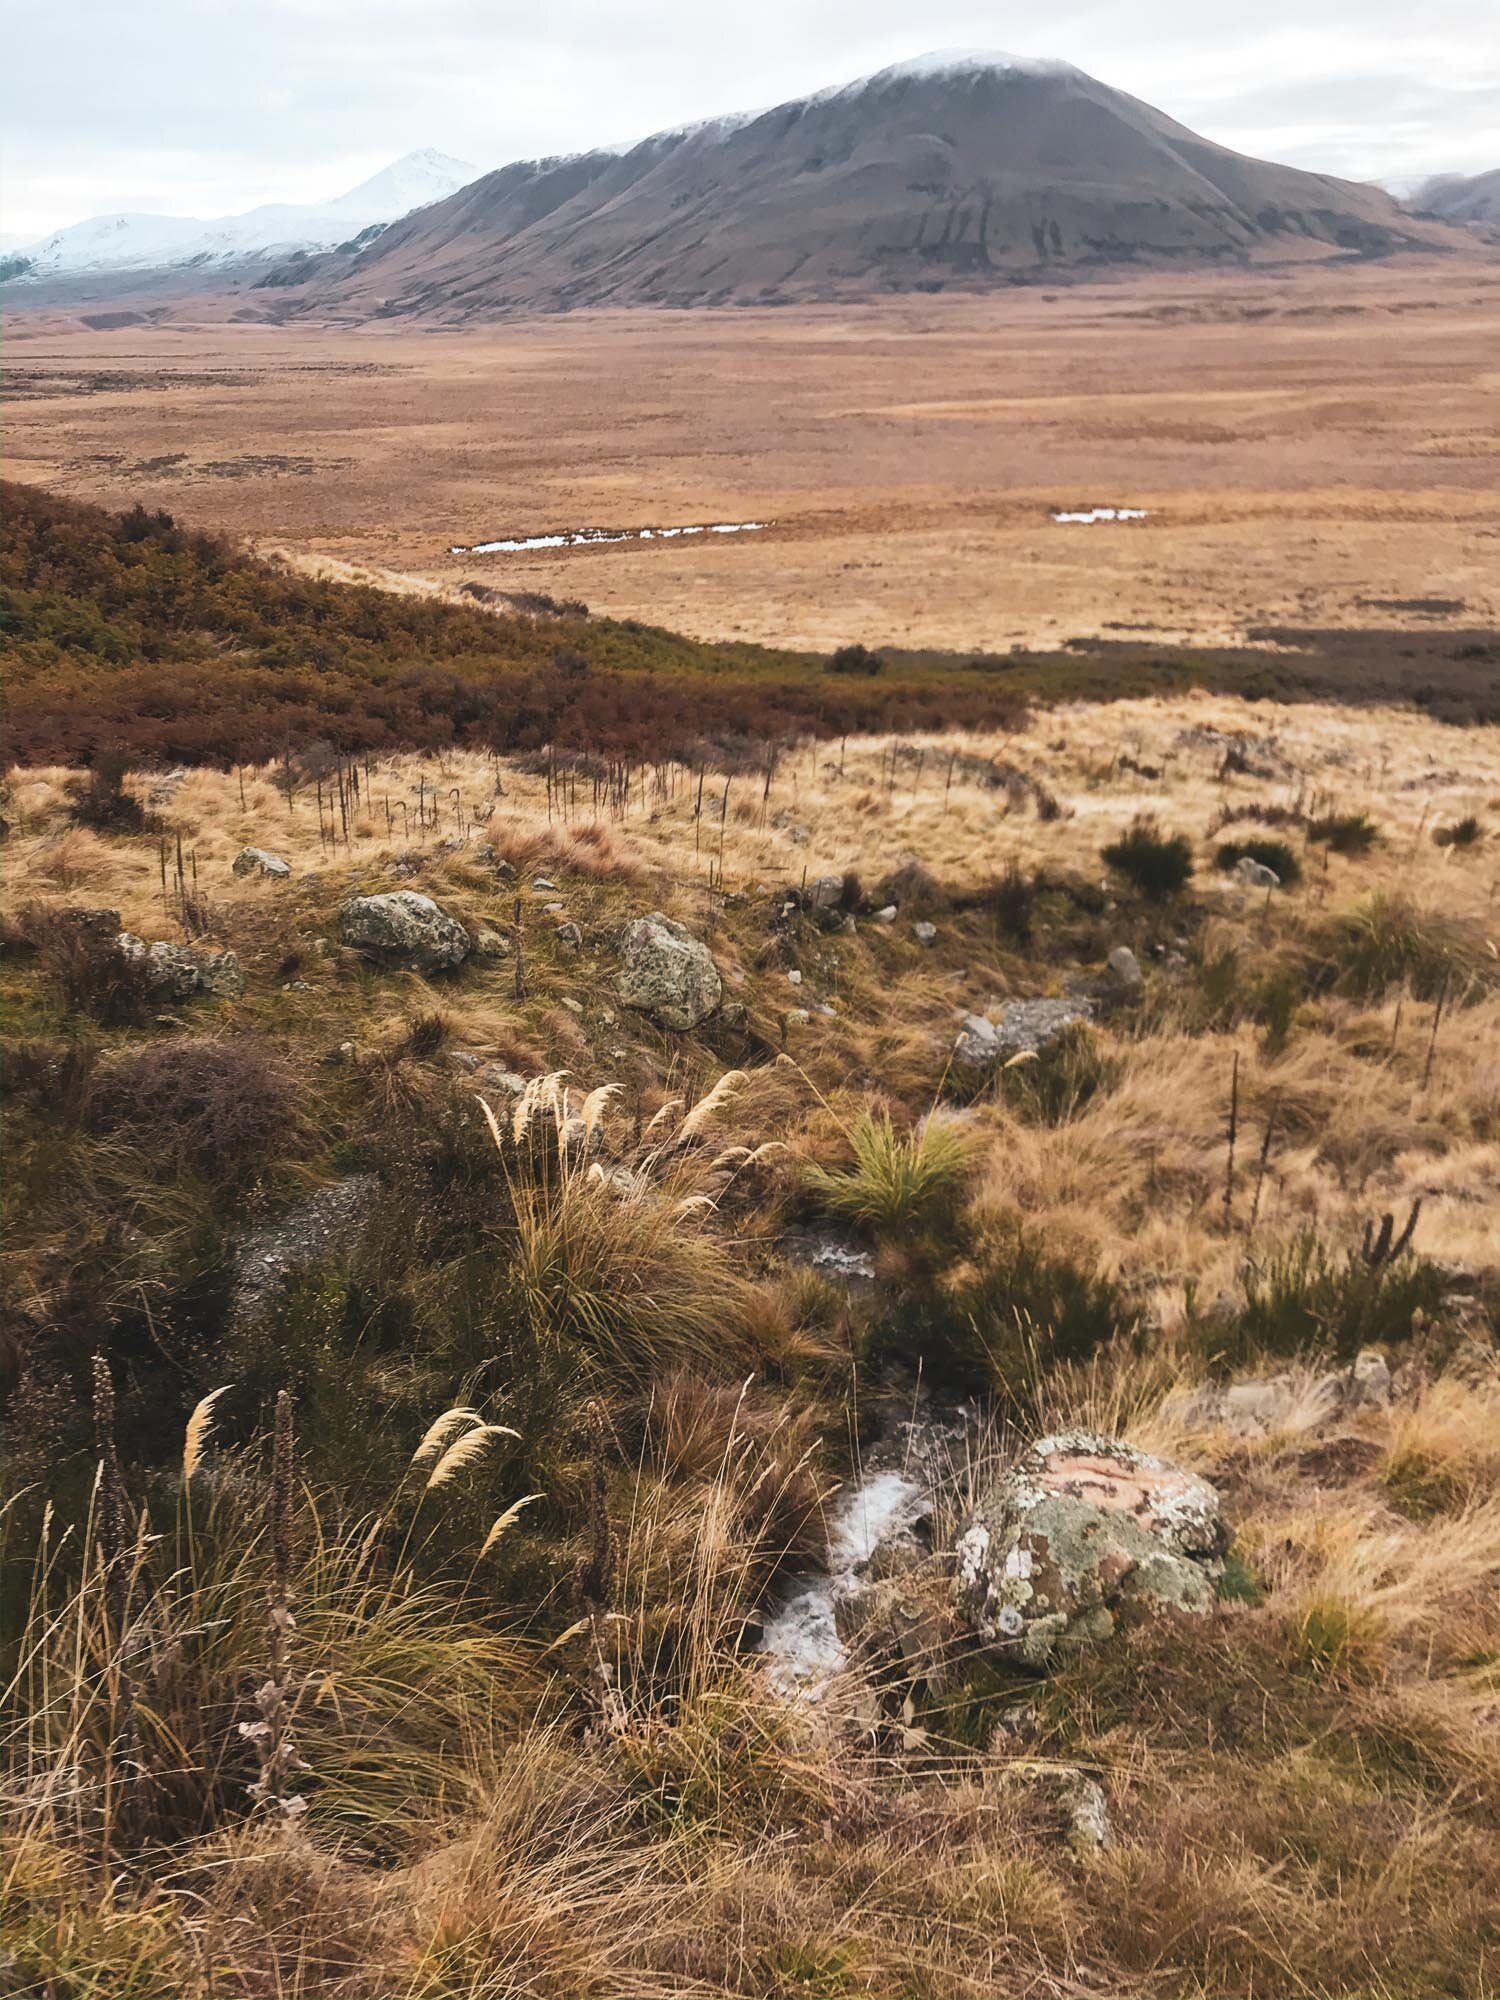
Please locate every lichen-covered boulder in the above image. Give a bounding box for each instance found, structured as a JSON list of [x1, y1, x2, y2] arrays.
[[953, 998, 1095, 1068], [954, 1431, 1228, 1664], [338, 891, 470, 972], [232, 847, 291, 880], [116, 933, 244, 1002], [616, 912, 722, 1030]]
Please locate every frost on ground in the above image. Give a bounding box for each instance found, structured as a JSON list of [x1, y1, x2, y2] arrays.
[[450, 521, 768, 556]]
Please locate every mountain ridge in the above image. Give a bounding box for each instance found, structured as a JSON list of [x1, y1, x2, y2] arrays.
[[274, 51, 1467, 320], [6, 150, 479, 282]]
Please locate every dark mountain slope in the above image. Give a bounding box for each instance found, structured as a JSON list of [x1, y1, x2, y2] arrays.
[[285, 52, 1461, 319]]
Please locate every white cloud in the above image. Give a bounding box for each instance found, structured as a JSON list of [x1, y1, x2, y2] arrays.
[[3, 0, 1495, 240]]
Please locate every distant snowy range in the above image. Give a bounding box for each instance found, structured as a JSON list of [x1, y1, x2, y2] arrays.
[[2, 150, 477, 280]]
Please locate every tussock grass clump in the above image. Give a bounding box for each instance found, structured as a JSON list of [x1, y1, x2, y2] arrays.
[[1308, 810, 1379, 854], [8, 903, 153, 1024], [1433, 814, 1484, 849], [1214, 835, 1303, 886], [804, 1109, 975, 1240], [1101, 817, 1194, 900], [1326, 891, 1493, 1000]]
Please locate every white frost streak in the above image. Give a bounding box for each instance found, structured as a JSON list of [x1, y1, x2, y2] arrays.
[[1052, 507, 1150, 525], [450, 521, 767, 556]]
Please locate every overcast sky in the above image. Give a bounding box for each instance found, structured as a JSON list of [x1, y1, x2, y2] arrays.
[[4, 0, 1496, 241]]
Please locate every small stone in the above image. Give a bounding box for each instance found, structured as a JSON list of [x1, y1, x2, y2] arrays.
[[784, 1007, 811, 1027], [1106, 945, 1143, 995], [555, 921, 583, 952], [560, 997, 584, 1015], [479, 1065, 526, 1095], [473, 927, 513, 959], [448, 1051, 480, 1073], [232, 846, 291, 880], [787, 969, 803, 986], [532, 877, 557, 891], [542, 901, 565, 913], [874, 905, 898, 923], [912, 921, 937, 945], [1234, 856, 1280, 890]]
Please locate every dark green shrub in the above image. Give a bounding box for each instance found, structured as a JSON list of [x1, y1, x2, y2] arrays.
[[63, 750, 159, 834], [826, 643, 883, 677], [998, 1023, 1122, 1125], [1308, 812, 1378, 855], [878, 1232, 1143, 1399], [1433, 816, 1483, 849], [1203, 1231, 1445, 1372], [1214, 837, 1302, 887], [1101, 818, 1193, 900]]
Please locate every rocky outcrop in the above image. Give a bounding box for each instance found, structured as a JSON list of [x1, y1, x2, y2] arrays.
[[955, 1432, 1228, 1664], [338, 891, 470, 971], [616, 912, 722, 1030], [117, 932, 244, 1001], [1166, 1348, 1395, 1436], [232, 847, 291, 880], [954, 998, 1095, 1068]]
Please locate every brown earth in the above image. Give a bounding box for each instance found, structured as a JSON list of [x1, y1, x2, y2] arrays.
[[4, 259, 1498, 656]]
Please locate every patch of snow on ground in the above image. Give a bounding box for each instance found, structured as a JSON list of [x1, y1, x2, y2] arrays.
[[1052, 506, 1149, 525], [759, 1469, 927, 1695], [451, 521, 768, 556]]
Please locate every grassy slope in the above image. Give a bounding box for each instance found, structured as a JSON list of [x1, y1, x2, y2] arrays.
[[4, 678, 1499, 1995], [4, 483, 1498, 770]]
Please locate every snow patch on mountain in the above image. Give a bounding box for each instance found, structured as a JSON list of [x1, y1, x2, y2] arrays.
[[11, 150, 478, 280]]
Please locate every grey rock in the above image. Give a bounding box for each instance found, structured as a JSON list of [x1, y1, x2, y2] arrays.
[[955, 1431, 1228, 1665], [473, 927, 513, 959], [532, 877, 556, 891], [555, 922, 583, 952], [1234, 856, 1280, 890], [448, 1051, 480, 1074], [479, 1064, 527, 1095], [997, 1761, 1114, 1852], [338, 891, 470, 971], [199, 949, 244, 999], [873, 905, 898, 924], [58, 906, 123, 943], [784, 1007, 811, 1027], [1106, 945, 1143, 995], [117, 933, 203, 1002], [616, 912, 723, 1030], [787, 969, 803, 986], [954, 1013, 1000, 1067], [232, 847, 291, 880], [912, 921, 938, 946], [954, 998, 1094, 1069]]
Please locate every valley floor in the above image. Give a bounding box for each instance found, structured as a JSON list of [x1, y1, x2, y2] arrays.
[[5, 259, 1499, 656]]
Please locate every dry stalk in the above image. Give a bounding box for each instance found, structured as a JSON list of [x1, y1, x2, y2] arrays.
[[241, 1390, 308, 1820]]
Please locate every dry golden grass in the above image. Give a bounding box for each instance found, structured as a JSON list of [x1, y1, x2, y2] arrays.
[[4, 689, 1499, 1998]]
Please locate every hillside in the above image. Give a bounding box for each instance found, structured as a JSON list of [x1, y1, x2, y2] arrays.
[[2, 149, 477, 283], [1411, 168, 1500, 228], [280, 51, 1461, 319], [3, 666, 1497, 1996]]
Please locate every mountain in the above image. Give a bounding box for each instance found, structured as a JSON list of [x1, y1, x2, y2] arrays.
[[7, 150, 478, 281], [1409, 169, 1500, 228], [282, 51, 1462, 320]]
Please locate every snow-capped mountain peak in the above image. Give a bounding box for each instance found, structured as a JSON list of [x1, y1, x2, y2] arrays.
[[8, 151, 479, 282]]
